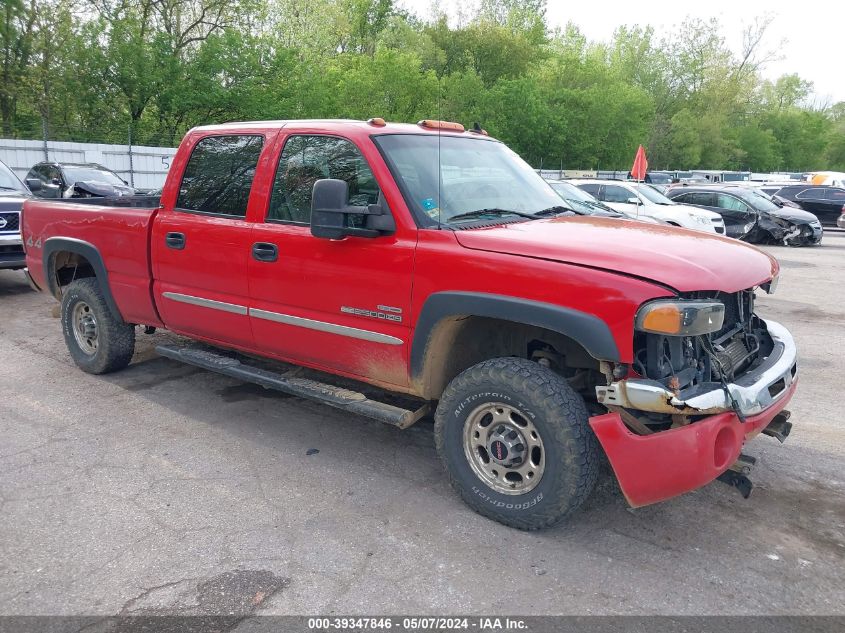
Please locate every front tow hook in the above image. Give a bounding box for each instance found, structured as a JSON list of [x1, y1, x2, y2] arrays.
[[762, 410, 793, 443], [716, 453, 757, 499]]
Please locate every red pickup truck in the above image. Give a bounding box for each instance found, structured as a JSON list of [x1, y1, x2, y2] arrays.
[[21, 119, 798, 529]]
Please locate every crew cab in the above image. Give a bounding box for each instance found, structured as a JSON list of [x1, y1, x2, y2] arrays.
[[21, 119, 798, 529]]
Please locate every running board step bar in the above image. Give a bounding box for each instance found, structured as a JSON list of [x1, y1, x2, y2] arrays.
[[155, 344, 430, 429]]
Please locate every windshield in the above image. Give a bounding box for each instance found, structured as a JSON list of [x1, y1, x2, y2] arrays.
[[746, 189, 780, 213], [549, 182, 609, 215], [374, 134, 564, 224], [0, 162, 26, 192], [63, 166, 125, 186], [648, 173, 672, 184], [550, 181, 597, 203], [634, 183, 675, 205]]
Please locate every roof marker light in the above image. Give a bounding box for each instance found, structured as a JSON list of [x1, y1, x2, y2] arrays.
[[417, 120, 465, 132], [367, 118, 386, 127]]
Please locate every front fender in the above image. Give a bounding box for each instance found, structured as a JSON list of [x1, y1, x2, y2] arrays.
[[410, 291, 621, 383]]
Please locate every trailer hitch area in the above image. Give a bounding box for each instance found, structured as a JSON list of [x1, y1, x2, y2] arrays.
[[716, 453, 757, 499], [761, 410, 792, 443]]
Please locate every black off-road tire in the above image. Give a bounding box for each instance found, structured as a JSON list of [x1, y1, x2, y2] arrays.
[[61, 278, 135, 374], [434, 357, 599, 530]]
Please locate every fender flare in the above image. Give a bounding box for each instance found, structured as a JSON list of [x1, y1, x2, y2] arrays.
[[410, 291, 621, 380], [42, 237, 124, 323]]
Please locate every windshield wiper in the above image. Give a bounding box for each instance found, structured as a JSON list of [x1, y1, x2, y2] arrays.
[[534, 205, 577, 217], [0, 186, 21, 191], [447, 208, 537, 222]]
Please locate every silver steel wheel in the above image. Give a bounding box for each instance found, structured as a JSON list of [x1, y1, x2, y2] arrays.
[[463, 402, 545, 495], [72, 300, 99, 355]]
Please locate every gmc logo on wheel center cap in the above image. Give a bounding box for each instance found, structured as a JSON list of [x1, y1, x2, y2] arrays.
[[491, 440, 508, 461]]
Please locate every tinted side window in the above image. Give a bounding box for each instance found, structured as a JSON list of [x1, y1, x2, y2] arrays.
[[715, 194, 750, 213], [687, 192, 715, 206], [268, 135, 380, 224], [603, 185, 633, 203], [796, 188, 820, 200], [176, 135, 264, 217], [825, 188, 845, 201]]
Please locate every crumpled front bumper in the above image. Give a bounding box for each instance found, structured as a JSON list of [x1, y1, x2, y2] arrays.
[[589, 319, 798, 507], [596, 320, 797, 417]]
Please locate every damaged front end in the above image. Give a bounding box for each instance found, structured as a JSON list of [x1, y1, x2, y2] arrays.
[[597, 289, 796, 420], [590, 287, 799, 507]]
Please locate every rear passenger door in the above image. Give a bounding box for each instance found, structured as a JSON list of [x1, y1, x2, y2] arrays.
[[152, 133, 273, 349], [248, 133, 415, 387]]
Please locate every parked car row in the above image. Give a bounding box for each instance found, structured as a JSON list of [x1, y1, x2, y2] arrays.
[[547, 174, 843, 246]]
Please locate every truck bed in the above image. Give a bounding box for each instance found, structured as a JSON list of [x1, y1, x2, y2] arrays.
[[22, 197, 162, 327]]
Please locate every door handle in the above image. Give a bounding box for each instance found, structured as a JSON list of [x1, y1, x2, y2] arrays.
[[165, 232, 186, 250], [252, 242, 278, 262]]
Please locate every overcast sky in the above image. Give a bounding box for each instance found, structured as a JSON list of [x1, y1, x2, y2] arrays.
[[399, 0, 842, 104]]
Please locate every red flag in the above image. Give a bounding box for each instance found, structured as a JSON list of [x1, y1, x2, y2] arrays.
[[630, 145, 648, 181]]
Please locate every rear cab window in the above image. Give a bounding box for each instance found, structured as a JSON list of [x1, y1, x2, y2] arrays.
[[176, 134, 265, 217]]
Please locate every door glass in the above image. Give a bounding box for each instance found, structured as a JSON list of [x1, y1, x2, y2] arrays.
[[715, 194, 750, 213], [176, 134, 265, 217], [687, 192, 714, 206], [795, 188, 820, 200], [603, 185, 633, 203], [267, 135, 380, 224]]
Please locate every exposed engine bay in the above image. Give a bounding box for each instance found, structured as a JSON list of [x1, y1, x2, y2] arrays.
[[633, 289, 774, 393]]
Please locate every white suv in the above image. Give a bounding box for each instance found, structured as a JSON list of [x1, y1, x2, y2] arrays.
[[571, 179, 726, 235]]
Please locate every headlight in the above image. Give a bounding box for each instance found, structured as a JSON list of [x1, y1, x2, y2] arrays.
[[635, 300, 725, 336]]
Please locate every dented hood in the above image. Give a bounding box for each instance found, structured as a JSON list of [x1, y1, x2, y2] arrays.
[[453, 216, 778, 293]]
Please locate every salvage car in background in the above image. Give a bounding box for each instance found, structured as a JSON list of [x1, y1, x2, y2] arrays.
[[773, 184, 845, 227], [0, 159, 32, 272], [26, 162, 136, 199], [570, 179, 725, 233], [666, 185, 822, 246]]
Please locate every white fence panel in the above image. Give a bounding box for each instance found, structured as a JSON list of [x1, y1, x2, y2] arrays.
[[0, 138, 177, 190]]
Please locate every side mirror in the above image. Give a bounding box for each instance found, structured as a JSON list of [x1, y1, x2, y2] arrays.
[[627, 197, 640, 205], [25, 178, 42, 192], [311, 179, 394, 240]]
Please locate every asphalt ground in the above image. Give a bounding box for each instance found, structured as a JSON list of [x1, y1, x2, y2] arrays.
[[1, 233, 843, 617]]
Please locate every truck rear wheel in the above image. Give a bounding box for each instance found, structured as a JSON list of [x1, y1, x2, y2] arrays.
[[434, 357, 599, 530], [60, 278, 135, 374]]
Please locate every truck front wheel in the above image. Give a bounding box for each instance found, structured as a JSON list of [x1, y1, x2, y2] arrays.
[[434, 357, 599, 530], [60, 278, 135, 374]]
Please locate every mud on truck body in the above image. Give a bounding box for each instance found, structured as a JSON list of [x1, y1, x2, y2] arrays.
[[21, 119, 797, 529]]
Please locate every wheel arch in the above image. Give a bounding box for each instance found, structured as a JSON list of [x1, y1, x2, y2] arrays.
[[43, 237, 124, 323], [410, 292, 620, 400]]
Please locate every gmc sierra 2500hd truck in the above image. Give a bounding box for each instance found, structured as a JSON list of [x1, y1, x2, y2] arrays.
[[21, 119, 798, 529]]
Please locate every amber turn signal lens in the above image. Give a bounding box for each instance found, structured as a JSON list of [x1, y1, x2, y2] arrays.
[[640, 305, 683, 335]]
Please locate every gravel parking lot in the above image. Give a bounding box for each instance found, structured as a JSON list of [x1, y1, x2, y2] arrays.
[[1, 234, 844, 617]]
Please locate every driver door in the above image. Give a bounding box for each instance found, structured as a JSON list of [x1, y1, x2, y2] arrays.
[[248, 133, 415, 388]]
